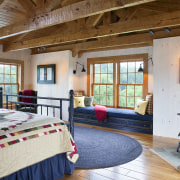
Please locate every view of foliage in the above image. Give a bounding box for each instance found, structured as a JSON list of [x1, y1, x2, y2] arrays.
[[93, 61, 143, 108], [0, 64, 18, 102]]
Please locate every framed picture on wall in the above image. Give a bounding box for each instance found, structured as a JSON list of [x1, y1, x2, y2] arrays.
[[37, 64, 55, 84]]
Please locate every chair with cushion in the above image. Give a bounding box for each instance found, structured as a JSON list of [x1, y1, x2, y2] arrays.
[[15, 89, 38, 113]]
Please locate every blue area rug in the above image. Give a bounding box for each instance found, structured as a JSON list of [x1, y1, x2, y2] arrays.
[[74, 126, 142, 169]]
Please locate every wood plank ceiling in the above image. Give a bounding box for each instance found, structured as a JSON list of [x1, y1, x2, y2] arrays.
[[0, 0, 180, 57]]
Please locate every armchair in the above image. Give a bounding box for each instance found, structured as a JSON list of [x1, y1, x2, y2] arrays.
[[15, 90, 38, 113]]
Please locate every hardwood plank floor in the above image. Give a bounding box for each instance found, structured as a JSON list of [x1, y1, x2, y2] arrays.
[[60, 123, 180, 180]]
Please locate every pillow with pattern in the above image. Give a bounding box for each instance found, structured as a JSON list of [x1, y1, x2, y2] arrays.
[[145, 94, 153, 115], [134, 99, 148, 115], [74, 96, 85, 108], [84, 96, 94, 106]]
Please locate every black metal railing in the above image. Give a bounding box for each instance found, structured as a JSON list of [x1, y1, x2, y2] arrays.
[[0, 87, 74, 138]]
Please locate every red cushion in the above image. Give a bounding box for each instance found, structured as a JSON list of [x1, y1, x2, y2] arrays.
[[22, 89, 33, 104]]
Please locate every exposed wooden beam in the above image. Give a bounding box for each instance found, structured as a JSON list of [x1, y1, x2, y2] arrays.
[[78, 43, 152, 58], [0, 0, 156, 39], [32, 44, 74, 54], [32, 32, 153, 55], [119, 0, 156, 7], [4, 10, 180, 51]]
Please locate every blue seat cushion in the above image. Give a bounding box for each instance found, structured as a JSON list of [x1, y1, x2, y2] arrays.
[[74, 107, 153, 122]]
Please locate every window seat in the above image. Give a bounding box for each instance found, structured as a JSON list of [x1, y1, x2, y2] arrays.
[[74, 107, 153, 134]]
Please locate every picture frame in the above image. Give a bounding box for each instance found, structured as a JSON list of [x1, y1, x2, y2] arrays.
[[37, 64, 55, 84]]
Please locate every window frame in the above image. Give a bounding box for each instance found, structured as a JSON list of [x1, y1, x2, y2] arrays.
[[0, 58, 24, 104], [87, 54, 148, 109], [92, 62, 115, 107]]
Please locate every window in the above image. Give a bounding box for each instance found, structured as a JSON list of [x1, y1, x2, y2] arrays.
[[0, 59, 24, 104], [118, 61, 143, 108], [93, 63, 114, 106], [0, 64, 18, 102], [87, 54, 148, 109]]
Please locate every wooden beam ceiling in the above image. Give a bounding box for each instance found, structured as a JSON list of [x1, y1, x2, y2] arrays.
[[4, 10, 180, 51], [31, 27, 180, 57], [0, 0, 156, 40]]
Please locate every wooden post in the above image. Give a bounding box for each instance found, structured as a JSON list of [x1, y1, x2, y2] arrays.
[[69, 90, 74, 138], [0, 87, 2, 108]]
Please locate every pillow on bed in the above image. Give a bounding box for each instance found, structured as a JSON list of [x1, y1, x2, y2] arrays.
[[134, 99, 148, 115], [74, 96, 85, 108], [84, 96, 94, 106]]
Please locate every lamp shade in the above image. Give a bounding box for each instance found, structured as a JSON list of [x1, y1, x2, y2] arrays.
[[138, 64, 143, 72], [81, 65, 86, 72]]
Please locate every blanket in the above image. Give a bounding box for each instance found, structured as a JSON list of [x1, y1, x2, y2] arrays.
[[0, 109, 78, 178], [95, 105, 107, 122]]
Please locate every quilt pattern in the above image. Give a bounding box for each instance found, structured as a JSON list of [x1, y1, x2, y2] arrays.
[[0, 109, 79, 164]]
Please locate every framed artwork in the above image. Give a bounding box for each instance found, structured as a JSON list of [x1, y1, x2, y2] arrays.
[[37, 64, 55, 84]]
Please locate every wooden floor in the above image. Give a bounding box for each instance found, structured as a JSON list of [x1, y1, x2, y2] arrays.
[[61, 123, 180, 180]]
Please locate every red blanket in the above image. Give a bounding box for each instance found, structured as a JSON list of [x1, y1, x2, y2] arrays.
[[22, 89, 33, 104], [95, 105, 107, 122]]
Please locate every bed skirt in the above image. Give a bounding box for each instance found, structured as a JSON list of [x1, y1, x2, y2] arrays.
[[1, 153, 74, 180]]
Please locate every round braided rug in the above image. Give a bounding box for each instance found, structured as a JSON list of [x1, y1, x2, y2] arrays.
[[74, 126, 142, 169]]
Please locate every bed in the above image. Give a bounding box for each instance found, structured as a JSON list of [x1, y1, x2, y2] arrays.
[[0, 88, 78, 180]]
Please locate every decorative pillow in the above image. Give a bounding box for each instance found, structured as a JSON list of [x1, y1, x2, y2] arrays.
[[84, 96, 94, 106], [134, 99, 148, 115], [145, 94, 153, 115], [74, 96, 85, 108]]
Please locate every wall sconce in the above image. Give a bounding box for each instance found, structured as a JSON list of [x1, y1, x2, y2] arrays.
[[138, 57, 153, 72], [73, 62, 86, 74]]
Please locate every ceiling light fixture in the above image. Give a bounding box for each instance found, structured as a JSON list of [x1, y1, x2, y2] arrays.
[[37, 47, 41, 52], [164, 27, 170, 34], [148, 29, 154, 36]]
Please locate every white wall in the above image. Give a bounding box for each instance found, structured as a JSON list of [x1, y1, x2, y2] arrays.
[[0, 45, 32, 89], [31, 50, 74, 120], [73, 46, 153, 94], [153, 37, 180, 139]]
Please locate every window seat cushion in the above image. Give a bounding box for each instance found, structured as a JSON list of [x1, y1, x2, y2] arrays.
[[74, 106, 153, 122]]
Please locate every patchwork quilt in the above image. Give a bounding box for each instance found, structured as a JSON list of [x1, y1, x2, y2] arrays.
[[0, 109, 78, 178]]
